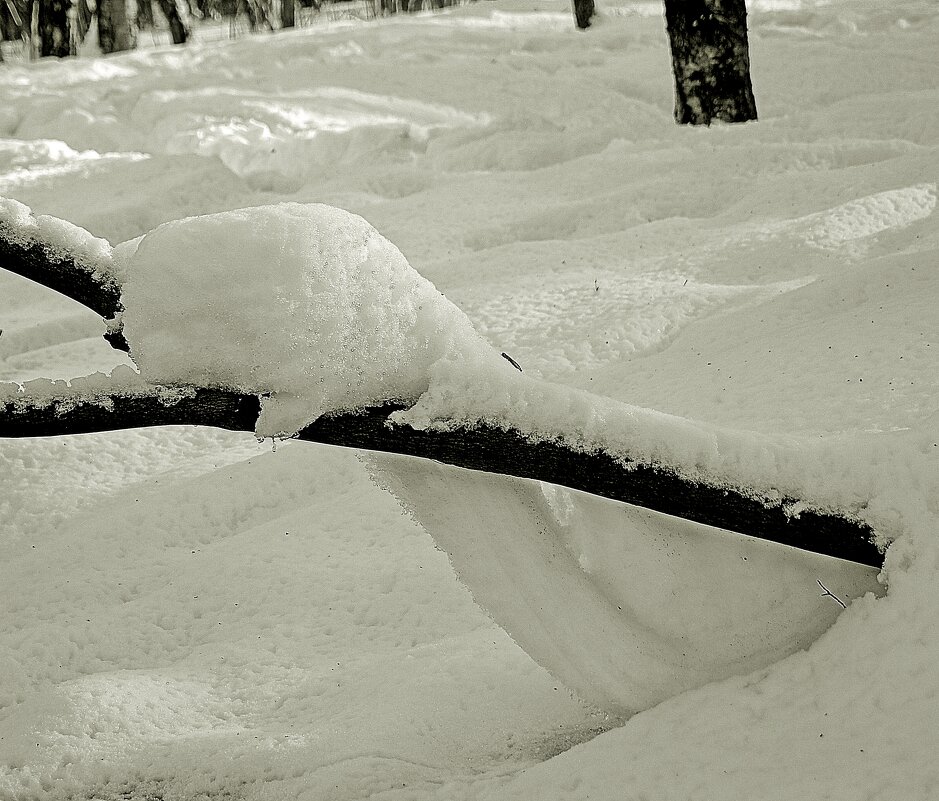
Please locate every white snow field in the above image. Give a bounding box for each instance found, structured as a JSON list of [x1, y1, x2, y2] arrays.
[[1, 0, 937, 798]]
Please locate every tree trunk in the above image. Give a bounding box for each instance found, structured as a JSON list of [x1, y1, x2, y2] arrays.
[[38, 0, 69, 56], [571, 0, 593, 29], [137, 0, 154, 28], [1, 0, 27, 44], [663, 0, 757, 125], [280, 0, 294, 27], [155, 0, 188, 43], [98, 0, 134, 53]]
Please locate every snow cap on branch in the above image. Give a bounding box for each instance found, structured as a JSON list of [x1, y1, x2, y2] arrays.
[[119, 203, 500, 437], [0, 196, 118, 288]]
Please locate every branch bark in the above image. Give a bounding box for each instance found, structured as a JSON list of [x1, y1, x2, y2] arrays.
[[0, 207, 129, 349], [0, 220, 122, 320], [0, 385, 882, 567]]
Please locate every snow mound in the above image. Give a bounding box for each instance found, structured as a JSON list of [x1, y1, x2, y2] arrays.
[[120, 203, 498, 437]]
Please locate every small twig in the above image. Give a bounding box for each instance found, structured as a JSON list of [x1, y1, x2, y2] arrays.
[[817, 579, 847, 609], [501, 352, 523, 372]]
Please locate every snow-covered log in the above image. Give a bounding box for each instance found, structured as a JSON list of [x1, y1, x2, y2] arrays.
[[0, 201, 881, 567]]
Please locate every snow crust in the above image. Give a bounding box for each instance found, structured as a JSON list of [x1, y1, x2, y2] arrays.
[[120, 203, 497, 437]]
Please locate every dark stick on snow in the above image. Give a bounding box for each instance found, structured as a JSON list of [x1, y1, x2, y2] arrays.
[[817, 579, 848, 609]]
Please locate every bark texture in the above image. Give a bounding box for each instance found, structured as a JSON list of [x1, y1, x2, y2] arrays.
[[137, 0, 154, 29], [98, 0, 134, 53], [0, 390, 882, 567], [38, 0, 69, 56], [571, 0, 593, 29], [280, 0, 294, 27], [155, 0, 188, 43], [0, 221, 123, 320], [663, 0, 757, 125]]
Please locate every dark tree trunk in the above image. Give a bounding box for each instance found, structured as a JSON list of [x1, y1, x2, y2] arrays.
[[238, 0, 272, 30], [98, 0, 134, 53], [280, 0, 294, 26], [663, 0, 757, 125], [571, 0, 593, 29], [137, 0, 154, 28], [155, 0, 188, 42], [38, 0, 69, 56], [73, 0, 94, 50]]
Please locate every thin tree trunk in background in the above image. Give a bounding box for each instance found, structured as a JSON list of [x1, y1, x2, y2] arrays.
[[663, 0, 757, 125], [38, 0, 69, 56], [571, 0, 593, 29], [1, 0, 25, 44], [155, 0, 188, 42], [98, 0, 134, 53], [73, 0, 94, 51], [137, 0, 153, 28], [280, 0, 294, 27]]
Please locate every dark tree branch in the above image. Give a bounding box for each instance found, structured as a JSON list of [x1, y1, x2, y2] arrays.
[[0, 204, 882, 568], [0, 385, 882, 567], [0, 210, 130, 351], [0, 220, 123, 320]]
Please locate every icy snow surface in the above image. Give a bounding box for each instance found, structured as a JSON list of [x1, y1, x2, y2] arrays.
[[1, 0, 939, 798]]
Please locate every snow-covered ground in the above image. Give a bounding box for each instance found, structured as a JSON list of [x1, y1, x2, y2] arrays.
[[1, 0, 937, 798]]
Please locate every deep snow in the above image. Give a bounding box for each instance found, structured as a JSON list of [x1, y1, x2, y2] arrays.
[[1, 0, 937, 798]]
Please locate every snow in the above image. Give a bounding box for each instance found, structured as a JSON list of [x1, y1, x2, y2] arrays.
[[0, 197, 120, 305], [365, 451, 883, 715], [1, 0, 938, 798], [119, 203, 497, 436]]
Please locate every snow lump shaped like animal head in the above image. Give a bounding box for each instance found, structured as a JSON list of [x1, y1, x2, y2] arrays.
[[121, 203, 495, 437]]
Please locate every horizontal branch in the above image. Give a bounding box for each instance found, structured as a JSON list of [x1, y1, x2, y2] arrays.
[[0, 385, 882, 567], [0, 201, 883, 568]]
